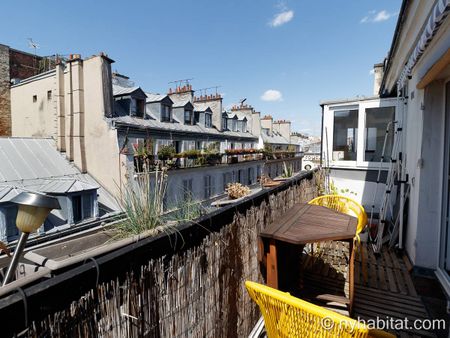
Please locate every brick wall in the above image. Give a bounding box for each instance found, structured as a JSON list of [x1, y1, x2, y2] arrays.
[[0, 44, 11, 136], [0, 46, 47, 136], [9, 48, 41, 80]]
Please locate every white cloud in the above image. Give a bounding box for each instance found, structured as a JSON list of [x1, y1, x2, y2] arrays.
[[261, 89, 283, 102], [369, 69, 375, 75], [269, 10, 294, 27], [360, 10, 397, 24]]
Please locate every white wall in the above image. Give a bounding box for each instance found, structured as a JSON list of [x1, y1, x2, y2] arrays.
[[399, 18, 450, 269], [11, 71, 58, 138]]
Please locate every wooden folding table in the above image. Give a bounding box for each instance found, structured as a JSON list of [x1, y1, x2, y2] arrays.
[[259, 203, 358, 313]]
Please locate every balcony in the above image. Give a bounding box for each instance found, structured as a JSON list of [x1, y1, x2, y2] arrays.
[[0, 170, 446, 337], [133, 148, 303, 172]]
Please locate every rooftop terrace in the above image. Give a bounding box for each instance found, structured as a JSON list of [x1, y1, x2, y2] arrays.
[[0, 170, 446, 337]]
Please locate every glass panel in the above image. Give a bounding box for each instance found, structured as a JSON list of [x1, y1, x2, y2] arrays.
[[333, 110, 358, 161], [82, 194, 92, 219], [72, 195, 82, 223], [184, 110, 192, 124], [364, 107, 395, 162]]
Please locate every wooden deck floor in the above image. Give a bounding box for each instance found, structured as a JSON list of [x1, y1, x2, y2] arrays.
[[297, 242, 436, 337]]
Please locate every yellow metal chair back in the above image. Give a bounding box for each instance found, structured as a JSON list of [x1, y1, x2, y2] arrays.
[[309, 194, 369, 282], [308, 195, 368, 235], [245, 281, 395, 338]]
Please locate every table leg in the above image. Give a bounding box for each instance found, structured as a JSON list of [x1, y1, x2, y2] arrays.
[[349, 239, 355, 316], [267, 239, 278, 289]]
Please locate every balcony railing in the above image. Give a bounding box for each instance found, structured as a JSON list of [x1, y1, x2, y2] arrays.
[[133, 150, 303, 172]]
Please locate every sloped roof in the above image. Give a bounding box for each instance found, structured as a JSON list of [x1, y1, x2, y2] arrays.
[[38, 178, 99, 194], [0, 138, 119, 211], [261, 129, 291, 145], [112, 116, 257, 140], [172, 99, 193, 108], [145, 92, 170, 103], [194, 102, 212, 112], [0, 138, 78, 182], [113, 84, 140, 96]]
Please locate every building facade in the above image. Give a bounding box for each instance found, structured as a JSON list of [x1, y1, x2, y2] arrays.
[[8, 51, 303, 212]]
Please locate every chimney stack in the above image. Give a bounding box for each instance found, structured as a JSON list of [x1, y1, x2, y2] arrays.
[[373, 62, 384, 96]]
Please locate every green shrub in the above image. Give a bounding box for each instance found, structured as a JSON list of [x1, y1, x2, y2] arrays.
[[157, 145, 176, 160]]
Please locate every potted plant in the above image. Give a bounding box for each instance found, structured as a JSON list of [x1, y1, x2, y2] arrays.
[[157, 145, 176, 161], [183, 149, 201, 159], [226, 182, 251, 200], [205, 152, 222, 165]]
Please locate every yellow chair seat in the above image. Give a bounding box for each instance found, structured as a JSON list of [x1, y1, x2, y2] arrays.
[[245, 281, 395, 338]]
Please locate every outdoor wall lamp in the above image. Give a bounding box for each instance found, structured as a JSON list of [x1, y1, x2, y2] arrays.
[[2, 192, 60, 286]]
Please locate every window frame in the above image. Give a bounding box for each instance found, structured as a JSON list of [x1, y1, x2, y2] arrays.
[[205, 113, 212, 128], [161, 104, 171, 122], [184, 109, 193, 125], [363, 106, 395, 163], [325, 98, 397, 169]]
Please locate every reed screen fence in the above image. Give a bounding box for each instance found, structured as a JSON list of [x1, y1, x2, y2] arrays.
[[21, 174, 319, 337]]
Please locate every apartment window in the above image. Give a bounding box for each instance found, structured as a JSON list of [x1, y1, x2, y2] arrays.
[[333, 109, 358, 161], [72, 195, 82, 223], [364, 107, 395, 162], [204, 175, 213, 199], [194, 112, 200, 124], [205, 113, 212, 128], [32, 95, 37, 103], [248, 167, 254, 185], [242, 121, 247, 132], [47, 90, 52, 100], [223, 172, 232, 191], [222, 117, 228, 130], [182, 179, 193, 201], [5, 205, 19, 240], [131, 98, 145, 118], [238, 169, 245, 184], [184, 109, 193, 124], [72, 193, 94, 223], [232, 119, 237, 132], [161, 104, 171, 122]]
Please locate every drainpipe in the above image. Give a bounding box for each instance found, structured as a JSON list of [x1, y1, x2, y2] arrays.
[[398, 87, 408, 250], [56, 63, 65, 152]]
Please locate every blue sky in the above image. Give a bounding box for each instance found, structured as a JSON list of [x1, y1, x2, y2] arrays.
[[1, 0, 401, 136]]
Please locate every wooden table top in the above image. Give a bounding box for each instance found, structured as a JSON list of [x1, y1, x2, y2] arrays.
[[260, 203, 357, 245]]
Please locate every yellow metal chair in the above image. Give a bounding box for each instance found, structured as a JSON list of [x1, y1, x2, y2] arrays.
[[308, 195, 368, 235], [308, 195, 368, 281], [245, 281, 395, 338]]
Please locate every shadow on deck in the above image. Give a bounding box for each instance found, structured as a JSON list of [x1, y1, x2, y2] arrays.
[[294, 242, 448, 338]]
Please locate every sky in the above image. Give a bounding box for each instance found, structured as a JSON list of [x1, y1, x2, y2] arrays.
[[1, 0, 401, 136]]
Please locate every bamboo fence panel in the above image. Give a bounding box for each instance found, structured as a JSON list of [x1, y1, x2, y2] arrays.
[[21, 174, 319, 338]]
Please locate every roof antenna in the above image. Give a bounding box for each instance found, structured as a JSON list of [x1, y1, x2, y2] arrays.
[[27, 38, 40, 75]]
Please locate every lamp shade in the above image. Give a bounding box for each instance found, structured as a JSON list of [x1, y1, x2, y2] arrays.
[[10, 192, 61, 234], [16, 204, 51, 233]]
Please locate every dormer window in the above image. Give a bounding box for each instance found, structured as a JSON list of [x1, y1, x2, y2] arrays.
[[222, 117, 227, 130], [184, 109, 193, 124], [130, 98, 145, 118], [205, 113, 212, 128], [242, 120, 247, 132], [161, 104, 171, 122], [194, 111, 200, 124], [232, 119, 237, 132]]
